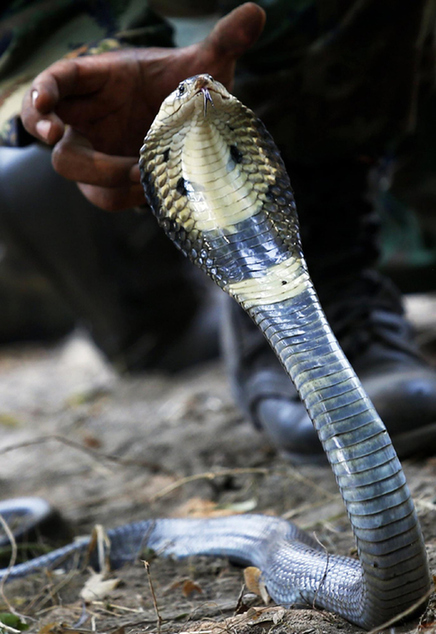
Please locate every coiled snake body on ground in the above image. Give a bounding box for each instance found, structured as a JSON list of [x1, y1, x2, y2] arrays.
[[0, 75, 431, 630]]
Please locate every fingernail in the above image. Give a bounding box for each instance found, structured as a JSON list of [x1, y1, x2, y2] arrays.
[[31, 89, 38, 106], [35, 119, 51, 141]]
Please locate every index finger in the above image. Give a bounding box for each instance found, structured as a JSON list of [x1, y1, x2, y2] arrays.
[[21, 82, 65, 145], [21, 56, 109, 143], [33, 56, 110, 110]]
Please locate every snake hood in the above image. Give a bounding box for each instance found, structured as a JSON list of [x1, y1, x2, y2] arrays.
[[140, 74, 303, 294]]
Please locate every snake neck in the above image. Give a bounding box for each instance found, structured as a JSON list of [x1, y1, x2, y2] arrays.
[[239, 281, 430, 628]]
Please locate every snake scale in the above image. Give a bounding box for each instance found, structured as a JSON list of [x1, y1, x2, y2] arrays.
[[0, 75, 430, 630]]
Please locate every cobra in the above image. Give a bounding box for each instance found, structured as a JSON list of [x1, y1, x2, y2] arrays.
[[0, 75, 430, 630], [139, 74, 431, 628]]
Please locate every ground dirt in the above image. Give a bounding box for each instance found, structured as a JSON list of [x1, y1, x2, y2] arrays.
[[0, 295, 436, 634]]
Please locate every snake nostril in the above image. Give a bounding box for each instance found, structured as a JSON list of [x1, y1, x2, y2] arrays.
[[194, 74, 213, 90]]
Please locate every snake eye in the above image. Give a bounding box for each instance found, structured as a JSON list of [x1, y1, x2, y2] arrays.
[[177, 83, 186, 97]]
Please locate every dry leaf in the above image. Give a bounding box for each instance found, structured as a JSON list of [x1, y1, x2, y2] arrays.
[[243, 567, 270, 604], [0, 413, 21, 427], [174, 497, 257, 518], [221, 499, 257, 513], [182, 579, 203, 598], [80, 572, 119, 602], [82, 434, 102, 449], [246, 606, 286, 625], [174, 498, 223, 517], [168, 578, 203, 598], [38, 625, 79, 634], [178, 606, 287, 633], [38, 625, 58, 634]]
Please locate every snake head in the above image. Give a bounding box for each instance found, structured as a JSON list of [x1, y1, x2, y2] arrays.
[[139, 74, 301, 290], [151, 74, 231, 127]]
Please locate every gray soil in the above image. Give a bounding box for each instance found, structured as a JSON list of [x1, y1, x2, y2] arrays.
[[0, 294, 435, 634]]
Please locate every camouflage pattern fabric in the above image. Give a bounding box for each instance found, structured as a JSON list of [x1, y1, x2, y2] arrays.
[[1, 0, 434, 162], [228, 0, 436, 164], [0, 0, 173, 145]]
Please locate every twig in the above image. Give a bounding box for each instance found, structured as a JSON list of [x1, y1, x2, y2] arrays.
[[0, 621, 21, 634], [71, 602, 89, 629], [0, 516, 33, 629], [142, 560, 162, 634], [0, 434, 173, 475], [311, 533, 330, 610], [83, 600, 144, 614], [151, 467, 268, 501], [234, 583, 247, 615], [285, 464, 337, 501], [27, 553, 83, 613], [0, 513, 18, 612], [282, 497, 339, 521]]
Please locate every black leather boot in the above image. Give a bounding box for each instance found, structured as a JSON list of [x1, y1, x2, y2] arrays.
[[222, 159, 436, 461], [0, 144, 219, 371], [0, 240, 74, 344]]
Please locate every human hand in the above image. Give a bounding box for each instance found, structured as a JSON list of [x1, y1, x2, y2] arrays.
[[21, 2, 265, 211]]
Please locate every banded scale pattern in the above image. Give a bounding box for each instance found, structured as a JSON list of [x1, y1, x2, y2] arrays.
[[139, 75, 431, 629], [0, 514, 320, 582]]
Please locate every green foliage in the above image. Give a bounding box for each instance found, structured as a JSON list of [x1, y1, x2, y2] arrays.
[[0, 613, 29, 633]]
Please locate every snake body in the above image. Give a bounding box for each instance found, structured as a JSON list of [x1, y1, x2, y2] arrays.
[[139, 75, 431, 628], [0, 75, 430, 630]]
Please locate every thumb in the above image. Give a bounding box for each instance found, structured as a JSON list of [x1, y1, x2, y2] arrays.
[[202, 3, 266, 61]]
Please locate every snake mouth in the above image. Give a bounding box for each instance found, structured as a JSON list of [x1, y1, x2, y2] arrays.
[[192, 75, 230, 114], [200, 87, 214, 114]]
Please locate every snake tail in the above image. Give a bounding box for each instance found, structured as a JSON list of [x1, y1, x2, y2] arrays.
[[138, 74, 431, 629]]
